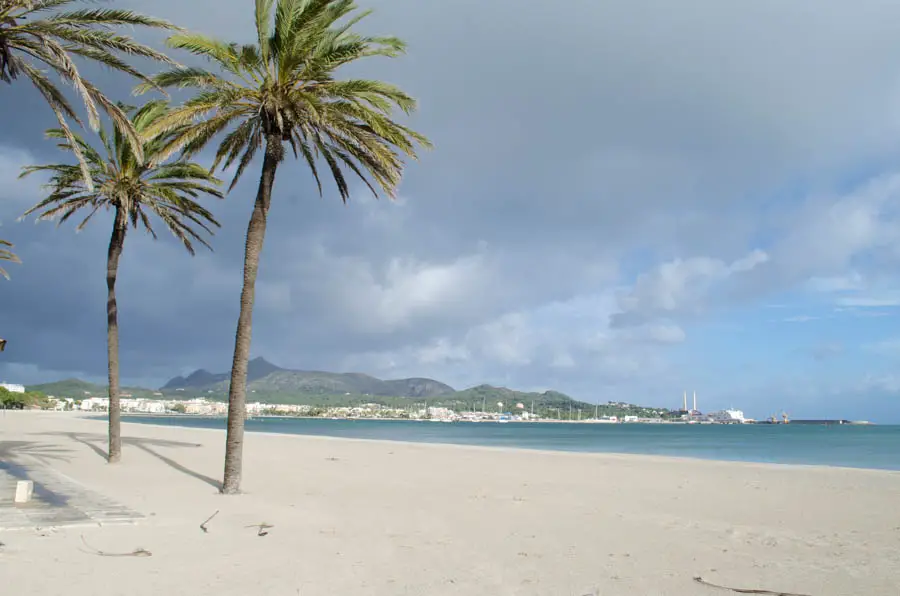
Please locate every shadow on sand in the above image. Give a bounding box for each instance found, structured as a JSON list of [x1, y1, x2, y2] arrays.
[[0, 440, 72, 466], [37, 432, 222, 491], [0, 440, 75, 506]]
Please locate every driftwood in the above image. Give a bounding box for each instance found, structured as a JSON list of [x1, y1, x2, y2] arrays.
[[245, 523, 274, 537], [694, 576, 811, 596], [200, 510, 219, 533], [80, 535, 151, 557]]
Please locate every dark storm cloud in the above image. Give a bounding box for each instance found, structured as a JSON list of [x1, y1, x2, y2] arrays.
[[4, 0, 900, 407]]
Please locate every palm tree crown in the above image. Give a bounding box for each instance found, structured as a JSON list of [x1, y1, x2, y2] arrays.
[[138, 0, 431, 196], [22, 100, 223, 250], [1, 0, 180, 182]]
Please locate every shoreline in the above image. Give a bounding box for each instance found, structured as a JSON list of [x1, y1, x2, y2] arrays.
[[108, 412, 900, 475]]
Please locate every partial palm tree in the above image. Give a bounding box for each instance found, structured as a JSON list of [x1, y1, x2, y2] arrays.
[[21, 100, 223, 464], [0, 239, 20, 279], [137, 0, 430, 493], [0, 0, 179, 185]]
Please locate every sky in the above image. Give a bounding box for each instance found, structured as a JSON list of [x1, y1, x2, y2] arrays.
[[2, 0, 900, 422]]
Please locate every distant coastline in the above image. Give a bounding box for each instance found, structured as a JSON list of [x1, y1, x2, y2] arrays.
[[115, 413, 900, 471], [108, 412, 872, 426]]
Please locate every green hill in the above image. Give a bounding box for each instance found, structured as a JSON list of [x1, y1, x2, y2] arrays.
[[27, 378, 160, 400], [446, 385, 666, 418]]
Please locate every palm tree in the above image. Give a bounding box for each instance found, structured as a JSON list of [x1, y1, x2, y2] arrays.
[[1, 0, 179, 185], [0, 239, 20, 279], [137, 0, 430, 493], [21, 100, 223, 464]]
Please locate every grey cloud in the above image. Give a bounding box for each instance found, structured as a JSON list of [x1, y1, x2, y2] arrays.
[[4, 0, 900, 409], [610, 251, 769, 328]]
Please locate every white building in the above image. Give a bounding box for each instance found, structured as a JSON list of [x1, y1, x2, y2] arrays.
[[708, 409, 746, 424], [119, 398, 166, 414], [80, 397, 109, 411], [0, 383, 25, 393]]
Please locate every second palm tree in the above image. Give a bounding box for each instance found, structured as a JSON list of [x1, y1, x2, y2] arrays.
[[22, 100, 223, 464], [141, 0, 430, 493]]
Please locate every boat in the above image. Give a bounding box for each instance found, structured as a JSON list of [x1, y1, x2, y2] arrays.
[[588, 416, 618, 424]]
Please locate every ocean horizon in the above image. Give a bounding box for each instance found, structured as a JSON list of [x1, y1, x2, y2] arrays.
[[121, 416, 900, 471]]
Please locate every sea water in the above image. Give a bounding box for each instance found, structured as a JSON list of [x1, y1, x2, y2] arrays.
[[121, 416, 900, 471]]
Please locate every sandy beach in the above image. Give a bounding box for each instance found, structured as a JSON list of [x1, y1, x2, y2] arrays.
[[1, 412, 899, 595]]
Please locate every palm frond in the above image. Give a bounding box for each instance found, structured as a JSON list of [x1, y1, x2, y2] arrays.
[[21, 101, 223, 256], [2, 0, 181, 185], [255, 0, 276, 57], [165, 33, 241, 71], [0, 239, 21, 280], [37, 26, 176, 64], [134, 67, 230, 92], [45, 8, 180, 31], [147, 0, 430, 197]]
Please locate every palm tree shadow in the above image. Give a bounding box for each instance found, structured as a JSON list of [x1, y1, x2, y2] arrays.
[[0, 440, 72, 466], [40, 432, 221, 491], [64, 433, 108, 460], [0, 440, 75, 507]]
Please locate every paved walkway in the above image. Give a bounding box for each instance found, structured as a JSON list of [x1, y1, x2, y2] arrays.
[[0, 458, 142, 531]]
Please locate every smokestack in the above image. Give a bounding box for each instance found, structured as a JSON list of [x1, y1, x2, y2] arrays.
[[693, 390, 697, 412], [683, 391, 687, 411]]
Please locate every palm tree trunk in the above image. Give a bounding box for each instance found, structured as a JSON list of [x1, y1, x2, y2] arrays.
[[222, 133, 283, 494], [106, 206, 127, 463]]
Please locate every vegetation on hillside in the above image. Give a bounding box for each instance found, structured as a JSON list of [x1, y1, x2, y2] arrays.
[[26, 379, 160, 400], [0, 386, 50, 409], [30, 375, 672, 420]]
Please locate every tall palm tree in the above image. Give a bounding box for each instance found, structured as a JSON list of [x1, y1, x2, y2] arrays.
[[137, 0, 430, 493], [0, 239, 20, 279], [21, 100, 223, 464], [1, 0, 179, 185]]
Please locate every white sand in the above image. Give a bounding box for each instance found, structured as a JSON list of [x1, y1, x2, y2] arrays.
[[1, 412, 899, 595]]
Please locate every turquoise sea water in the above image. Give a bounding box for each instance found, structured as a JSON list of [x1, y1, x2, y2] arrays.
[[122, 416, 900, 471]]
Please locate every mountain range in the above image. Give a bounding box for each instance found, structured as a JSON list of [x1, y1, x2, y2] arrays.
[[26, 357, 671, 417], [161, 357, 456, 398]]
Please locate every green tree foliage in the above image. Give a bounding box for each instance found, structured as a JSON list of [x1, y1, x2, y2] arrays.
[[0, 386, 50, 409]]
